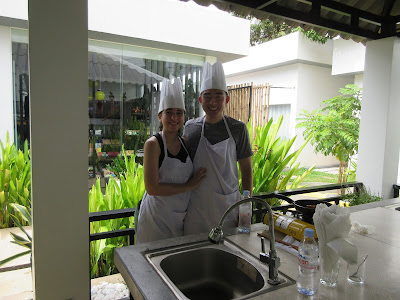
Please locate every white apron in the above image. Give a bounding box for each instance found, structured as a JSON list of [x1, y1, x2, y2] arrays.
[[184, 116, 241, 235], [136, 132, 193, 243]]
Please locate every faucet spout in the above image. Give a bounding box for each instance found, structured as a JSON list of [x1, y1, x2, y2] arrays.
[[208, 196, 284, 285]]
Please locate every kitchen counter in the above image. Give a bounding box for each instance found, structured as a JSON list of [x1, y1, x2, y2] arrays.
[[115, 198, 400, 300]]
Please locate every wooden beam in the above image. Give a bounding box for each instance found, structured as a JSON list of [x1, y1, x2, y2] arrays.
[[262, 2, 381, 39]]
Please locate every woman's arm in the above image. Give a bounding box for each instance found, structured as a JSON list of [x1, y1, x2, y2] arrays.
[[143, 137, 206, 196]]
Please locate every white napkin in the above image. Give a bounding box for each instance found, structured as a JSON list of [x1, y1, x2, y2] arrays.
[[351, 221, 375, 235], [313, 204, 358, 271]]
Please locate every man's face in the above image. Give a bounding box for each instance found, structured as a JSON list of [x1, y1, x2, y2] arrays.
[[199, 89, 230, 120]]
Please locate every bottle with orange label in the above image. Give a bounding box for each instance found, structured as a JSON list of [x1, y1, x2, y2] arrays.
[[264, 211, 317, 240]]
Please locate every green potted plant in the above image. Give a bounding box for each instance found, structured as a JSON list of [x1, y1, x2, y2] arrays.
[[242, 115, 314, 206], [0, 133, 31, 229], [0, 203, 32, 267]]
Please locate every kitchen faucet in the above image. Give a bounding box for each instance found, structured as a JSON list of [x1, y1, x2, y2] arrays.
[[208, 196, 283, 285]]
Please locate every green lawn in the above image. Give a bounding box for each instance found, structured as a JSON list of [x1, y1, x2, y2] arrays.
[[282, 168, 338, 184]]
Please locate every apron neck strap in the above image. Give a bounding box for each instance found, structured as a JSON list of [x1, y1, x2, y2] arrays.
[[201, 115, 232, 138], [161, 131, 189, 156]]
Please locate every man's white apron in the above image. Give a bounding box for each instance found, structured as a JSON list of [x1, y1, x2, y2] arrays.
[[184, 116, 241, 235]]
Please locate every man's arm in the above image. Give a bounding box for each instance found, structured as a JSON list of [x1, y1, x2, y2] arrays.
[[238, 156, 253, 196]]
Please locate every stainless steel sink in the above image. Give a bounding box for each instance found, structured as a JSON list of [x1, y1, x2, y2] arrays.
[[145, 240, 294, 299]]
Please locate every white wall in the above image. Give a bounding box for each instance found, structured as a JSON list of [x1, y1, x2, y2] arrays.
[[227, 64, 297, 89], [224, 32, 333, 76], [357, 37, 400, 199], [354, 74, 364, 88], [1, 0, 250, 62], [297, 33, 333, 65], [90, 0, 249, 58], [0, 0, 28, 19], [332, 38, 365, 76], [0, 26, 14, 148], [295, 64, 354, 167], [225, 33, 355, 168], [224, 33, 300, 75]]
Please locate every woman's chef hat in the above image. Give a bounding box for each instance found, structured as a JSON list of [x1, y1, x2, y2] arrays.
[[158, 78, 185, 114], [200, 61, 228, 93]]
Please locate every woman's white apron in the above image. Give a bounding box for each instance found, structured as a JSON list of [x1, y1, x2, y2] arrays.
[[184, 116, 241, 235], [136, 132, 193, 243]]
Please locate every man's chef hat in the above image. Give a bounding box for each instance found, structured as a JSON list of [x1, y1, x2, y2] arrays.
[[158, 78, 185, 114], [200, 62, 228, 94]]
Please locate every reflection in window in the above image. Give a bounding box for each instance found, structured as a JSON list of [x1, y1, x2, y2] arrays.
[[87, 41, 204, 177], [11, 32, 204, 178], [12, 42, 30, 149]]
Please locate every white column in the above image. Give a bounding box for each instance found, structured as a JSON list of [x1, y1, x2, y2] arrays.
[[29, 0, 89, 299], [0, 26, 14, 146], [357, 37, 400, 199]]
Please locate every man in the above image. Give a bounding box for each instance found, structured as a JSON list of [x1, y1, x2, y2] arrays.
[[183, 61, 253, 235]]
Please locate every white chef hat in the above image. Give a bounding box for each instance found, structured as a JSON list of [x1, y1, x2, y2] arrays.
[[199, 61, 228, 94], [158, 78, 185, 114]]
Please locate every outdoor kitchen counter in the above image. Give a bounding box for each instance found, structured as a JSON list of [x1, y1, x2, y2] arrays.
[[114, 198, 400, 300]]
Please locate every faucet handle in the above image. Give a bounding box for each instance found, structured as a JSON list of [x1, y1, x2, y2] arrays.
[[259, 237, 269, 263], [208, 226, 223, 244], [260, 237, 266, 253]]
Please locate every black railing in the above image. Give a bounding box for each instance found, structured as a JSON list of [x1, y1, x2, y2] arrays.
[[393, 184, 400, 198], [89, 182, 365, 242], [89, 181, 367, 300], [89, 207, 136, 245], [252, 181, 365, 223]]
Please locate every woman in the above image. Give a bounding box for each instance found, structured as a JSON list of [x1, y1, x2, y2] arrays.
[[136, 78, 206, 243]]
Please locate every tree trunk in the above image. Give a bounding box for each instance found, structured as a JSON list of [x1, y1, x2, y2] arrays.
[[338, 160, 349, 195]]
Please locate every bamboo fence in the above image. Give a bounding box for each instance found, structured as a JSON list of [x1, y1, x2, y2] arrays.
[[226, 83, 271, 140]]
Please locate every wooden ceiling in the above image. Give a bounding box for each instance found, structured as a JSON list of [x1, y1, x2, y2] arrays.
[[181, 0, 400, 43]]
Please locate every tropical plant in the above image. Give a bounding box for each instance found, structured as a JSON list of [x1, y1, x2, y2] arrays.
[[0, 203, 32, 267], [296, 84, 362, 183], [233, 13, 331, 46], [89, 147, 144, 278], [294, 28, 331, 44], [89, 177, 129, 278], [343, 188, 381, 206], [249, 19, 294, 46], [240, 115, 314, 206], [344, 158, 357, 182], [123, 116, 149, 154], [106, 154, 126, 178], [119, 149, 145, 209], [0, 133, 31, 229]]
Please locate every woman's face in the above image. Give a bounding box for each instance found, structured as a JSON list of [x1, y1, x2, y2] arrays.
[[158, 108, 185, 132]]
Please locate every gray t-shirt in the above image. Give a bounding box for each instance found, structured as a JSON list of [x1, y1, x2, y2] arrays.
[[183, 115, 253, 161]]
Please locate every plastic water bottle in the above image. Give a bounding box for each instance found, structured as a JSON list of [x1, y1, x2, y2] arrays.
[[238, 190, 251, 233], [297, 228, 319, 296]]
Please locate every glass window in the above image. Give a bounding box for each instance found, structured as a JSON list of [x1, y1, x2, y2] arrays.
[[11, 31, 205, 177], [268, 104, 291, 140], [11, 29, 29, 149], [87, 40, 204, 177]]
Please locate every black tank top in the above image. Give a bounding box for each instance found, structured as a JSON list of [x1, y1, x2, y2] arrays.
[[155, 133, 189, 168]]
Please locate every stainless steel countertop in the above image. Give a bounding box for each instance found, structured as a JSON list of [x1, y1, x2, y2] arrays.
[[115, 198, 400, 299]]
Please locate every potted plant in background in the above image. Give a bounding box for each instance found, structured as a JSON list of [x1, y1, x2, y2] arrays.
[[242, 115, 314, 206], [0, 133, 31, 229], [297, 84, 362, 184], [0, 203, 32, 267], [0, 132, 32, 267]]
